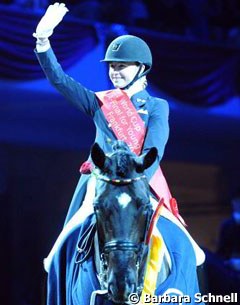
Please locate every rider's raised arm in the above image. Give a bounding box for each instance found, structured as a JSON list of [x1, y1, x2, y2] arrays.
[[33, 3, 68, 52], [33, 3, 98, 116]]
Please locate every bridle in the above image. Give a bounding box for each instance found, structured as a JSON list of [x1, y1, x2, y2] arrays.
[[92, 170, 147, 186], [92, 171, 153, 293]]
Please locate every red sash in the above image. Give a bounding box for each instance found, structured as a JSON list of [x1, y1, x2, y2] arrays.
[[96, 89, 145, 155], [96, 89, 185, 225]]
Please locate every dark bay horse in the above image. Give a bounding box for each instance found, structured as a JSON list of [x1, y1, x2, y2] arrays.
[[45, 141, 204, 305], [89, 141, 158, 303]]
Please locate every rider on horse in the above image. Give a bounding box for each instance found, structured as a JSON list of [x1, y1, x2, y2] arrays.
[[34, 3, 205, 304]]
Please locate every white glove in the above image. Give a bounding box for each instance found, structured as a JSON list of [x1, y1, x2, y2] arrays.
[[33, 2, 69, 39]]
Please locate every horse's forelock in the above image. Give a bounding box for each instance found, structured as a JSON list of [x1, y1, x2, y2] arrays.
[[116, 152, 131, 177]]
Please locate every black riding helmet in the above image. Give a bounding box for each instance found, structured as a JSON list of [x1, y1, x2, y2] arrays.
[[101, 35, 152, 89]]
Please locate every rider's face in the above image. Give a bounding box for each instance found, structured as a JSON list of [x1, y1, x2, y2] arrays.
[[109, 62, 139, 89]]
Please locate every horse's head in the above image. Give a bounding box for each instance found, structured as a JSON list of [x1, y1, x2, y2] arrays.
[[91, 140, 158, 303]]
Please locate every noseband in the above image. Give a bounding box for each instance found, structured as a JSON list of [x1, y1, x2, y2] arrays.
[[104, 241, 140, 253]]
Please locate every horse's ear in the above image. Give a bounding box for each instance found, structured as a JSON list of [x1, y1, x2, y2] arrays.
[[91, 143, 106, 170], [135, 147, 158, 172]]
